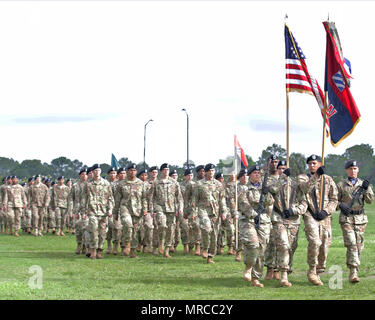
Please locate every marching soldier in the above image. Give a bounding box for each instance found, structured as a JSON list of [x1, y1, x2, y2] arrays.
[[47, 181, 57, 234], [28, 174, 50, 236], [337, 160, 374, 283], [114, 164, 148, 258], [298, 154, 338, 286], [149, 163, 183, 258], [0, 177, 7, 233], [81, 164, 114, 259], [53, 176, 70, 236], [106, 167, 118, 254], [238, 165, 273, 287], [23, 177, 34, 234], [2, 176, 27, 237], [267, 163, 308, 287], [69, 168, 88, 255], [66, 178, 74, 233], [191, 163, 228, 264], [148, 166, 160, 255]]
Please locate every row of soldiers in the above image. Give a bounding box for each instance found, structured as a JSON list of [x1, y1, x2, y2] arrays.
[[1, 155, 373, 289]]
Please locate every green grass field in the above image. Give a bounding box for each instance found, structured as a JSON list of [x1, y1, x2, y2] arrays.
[[1, 204, 375, 300]]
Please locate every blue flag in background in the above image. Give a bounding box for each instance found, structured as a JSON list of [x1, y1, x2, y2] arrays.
[[111, 154, 119, 168]]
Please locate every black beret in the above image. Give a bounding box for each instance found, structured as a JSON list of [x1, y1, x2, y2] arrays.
[[51, 181, 57, 186], [306, 154, 321, 164], [269, 154, 279, 161], [57, 176, 64, 180], [149, 166, 159, 172], [45, 178, 51, 183], [67, 178, 72, 182], [196, 165, 205, 173], [127, 163, 137, 170], [35, 174, 41, 178], [107, 167, 117, 174], [137, 169, 148, 177], [215, 172, 224, 180], [87, 167, 93, 174], [21, 182, 26, 186], [345, 160, 359, 169], [11, 175, 18, 179], [248, 165, 261, 174], [184, 169, 193, 176], [204, 163, 215, 172], [160, 163, 169, 170], [169, 169, 178, 176], [28, 177, 34, 182], [277, 160, 287, 168], [117, 167, 126, 174], [91, 164, 100, 170], [237, 169, 248, 179], [79, 168, 88, 175], [6, 176, 12, 180]]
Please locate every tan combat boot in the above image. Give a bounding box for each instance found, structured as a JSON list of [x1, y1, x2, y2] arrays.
[[170, 246, 177, 253], [251, 279, 264, 288], [130, 248, 137, 258], [153, 247, 159, 255], [34, 229, 38, 237], [164, 247, 171, 259], [158, 244, 164, 255], [60, 230, 65, 236], [195, 244, 201, 256], [235, 251, 242, 262], [280, 271, 292, 287], [183, 244, 189, 255], [75, 243, 82, 254], [217, 246, 224, 255], [123, 243, 131, 256], [90, 248, 97, 259], [307, 266, 323, 286], [243, 265, 252, 282], [265, 268, 274, 280], [96, 249, 103, 259], [144, 245, 152, 254], [14, 232, 19, 237], [106, 240, 112, 254], [136, 244, 142, 252], [201, 249, 208, 259], [56, 229, 60, 236], [273, 270, 280, 280], [207, 256, 215, 264], [228, 246, 235, 255], [112, 242, 119, 255], [349, 267, 360, 283]]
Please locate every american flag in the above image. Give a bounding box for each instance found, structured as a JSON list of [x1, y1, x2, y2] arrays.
[[285, 24, 328, 130]]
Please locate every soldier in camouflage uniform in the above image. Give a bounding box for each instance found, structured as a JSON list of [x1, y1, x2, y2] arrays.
[[337, 160, 374, 283], [179, 168, 195, 255], [22, 177, 34, 234], [0, 177, 7, 233], [298, 154, 338, 286], [218, 173, 236, 257], [68, 168, 88, 255], [28, 174, 50, 236], [2, 176, 27, 236], [53, 176, 70, 236], [264, 155, 281, 280], [149, 163, 183, 258], [65, 178, 74, 233], [191, 163, 228, 264], [81, 164, 114, 259], [237, 165, 273, 287], [46, 181, 57, 234], [267, 163, 308, 287], [138, 169, 154, 253], [148, 166, 160, 255], [114, 164, 148, 258], [105, 167, 118, 254], [184, 165, 204, 255], [1, 177, 12, 234]]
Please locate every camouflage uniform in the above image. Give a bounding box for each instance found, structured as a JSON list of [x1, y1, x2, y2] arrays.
[[28, 181, 50, 235], [65, 184, 74, 232], [114, 178, 148, 252], [81, 177, 114, 250], [68, 179, 87, 251], [268, 175, 308, 274], [238, 182, 272, 283], [184, 179, 201, 251], [47, 186, 56, 232], [3, 184, 27, 234], [142, 180, 154, 252], [149, 177, 183, 251], [175, 181, 190, 250], [232, 181, 248, 254], [299, 173, 338, 282], [337, 178, 374, 271], [191, 178, 228, 260], [106, 181, 122, 251], [0, 183, 10, 232], [53, 184, 70, 234], [149, 179, 160, 251]]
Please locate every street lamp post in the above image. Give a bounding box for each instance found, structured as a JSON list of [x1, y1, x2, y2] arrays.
[[144, 119, 153, 169], [181, 108, 189, 169]]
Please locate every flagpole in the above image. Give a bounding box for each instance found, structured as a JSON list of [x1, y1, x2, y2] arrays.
[[286, 90, 290, 206], [234, 135, 238, 251], [319, 91, 328, 210]]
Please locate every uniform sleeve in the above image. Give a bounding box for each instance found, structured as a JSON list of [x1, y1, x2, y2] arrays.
[[291, 188, 308, 216], [336, 182, 343, 205], [142, 184, 148, 213], [327, 177, 338, 215], [44, 186, 50, 207], [28, 187, 32, 206], [107, 185, 114, 214], [268, 176, 284, 195], [175, 182, 184, 212], [219, 185, 228, 216], [238, 191, 257, 218], [364, 184, 375, 204], [2, 188, 8, 207], [80, 184, 88, 213], [113, 184, 122, 215], [22, 187, 27, 207], [149, 182, 155, 212], [67, 186, 74, 213], [190, 184, 199, 218]]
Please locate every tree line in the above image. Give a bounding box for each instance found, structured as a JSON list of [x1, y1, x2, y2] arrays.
[[1, 143, 374, 184]]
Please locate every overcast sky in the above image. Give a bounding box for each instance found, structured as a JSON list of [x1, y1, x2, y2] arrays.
[[0, 1, 373, 168]]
